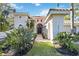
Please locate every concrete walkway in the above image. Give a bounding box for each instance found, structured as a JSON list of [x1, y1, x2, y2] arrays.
[[35, 34, 61, 48], [35, 34, 51, 42]]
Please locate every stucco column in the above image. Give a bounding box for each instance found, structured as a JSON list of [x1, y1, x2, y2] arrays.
[[49, 19, 53, 40]]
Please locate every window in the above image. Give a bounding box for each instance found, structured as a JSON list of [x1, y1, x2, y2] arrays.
[[37, 20, 39, 22], [41, 20, 42, 22]]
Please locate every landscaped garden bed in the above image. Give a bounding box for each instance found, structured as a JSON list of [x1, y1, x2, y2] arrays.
[[0, 27, 37, 56], [54, 32, 79, 56], [56, 45, 78, 56]]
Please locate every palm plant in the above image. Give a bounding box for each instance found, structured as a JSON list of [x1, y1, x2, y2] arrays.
[[3, 27, 34, 55]]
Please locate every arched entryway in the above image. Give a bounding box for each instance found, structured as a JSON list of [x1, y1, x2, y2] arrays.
[[37, 24, 43, 34]]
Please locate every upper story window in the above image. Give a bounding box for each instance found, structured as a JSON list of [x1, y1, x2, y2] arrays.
[[37, 20, 39, 22], [41, 20, 42, 22]]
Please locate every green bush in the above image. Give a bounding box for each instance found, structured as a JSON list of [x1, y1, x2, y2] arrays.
[[6, 27, 33, 51], [54, 32, 77, 52], [0, 27, 35, 55], [73, 33, 79, 42], [0, 39, 10, 55]]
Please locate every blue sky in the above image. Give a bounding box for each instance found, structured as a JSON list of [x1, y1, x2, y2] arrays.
[[11, 3, 71, 16]]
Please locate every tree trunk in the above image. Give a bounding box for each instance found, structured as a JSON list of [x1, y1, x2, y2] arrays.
[[71, 3, 75, 34]]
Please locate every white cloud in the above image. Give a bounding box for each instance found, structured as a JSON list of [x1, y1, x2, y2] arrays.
[[39, 9, 49, 16], [10, 3, 16, 8], [32, 3, 40, 6], [10, 3, 23, 10]]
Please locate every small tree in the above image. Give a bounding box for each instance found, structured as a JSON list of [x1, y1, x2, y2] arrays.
[[26, 20, 35, 31]]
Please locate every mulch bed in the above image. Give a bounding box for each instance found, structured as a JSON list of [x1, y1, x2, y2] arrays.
[[56, 47, 78, 56]]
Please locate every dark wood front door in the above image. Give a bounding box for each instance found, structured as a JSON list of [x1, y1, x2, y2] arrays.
[[37, 24, 43, 34]]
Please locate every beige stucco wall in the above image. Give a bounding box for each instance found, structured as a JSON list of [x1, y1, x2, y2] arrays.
[[45, 15, 65, 40], [14, 15, 28, 28], [63, 25, 71, 32], [64, 25, 79, 33]]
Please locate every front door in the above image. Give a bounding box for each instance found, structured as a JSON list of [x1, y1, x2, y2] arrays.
[[37, 24, 43, 34]]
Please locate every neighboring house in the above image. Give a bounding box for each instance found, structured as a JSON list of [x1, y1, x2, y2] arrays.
[[9, 12, 34, 29], [64, 20, 79, 33], [13, 13, 29, 28]]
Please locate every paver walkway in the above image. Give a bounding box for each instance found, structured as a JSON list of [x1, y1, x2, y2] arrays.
[[35, 34, 50, 42]]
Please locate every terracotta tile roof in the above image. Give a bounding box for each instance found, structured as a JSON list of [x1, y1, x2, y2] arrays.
[[13, 12, 28, 16], [33, 16, 45, 20], [50, 8, 70, 11]]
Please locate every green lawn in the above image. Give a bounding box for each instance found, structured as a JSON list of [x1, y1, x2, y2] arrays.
[[26, 42, 63, 56]]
